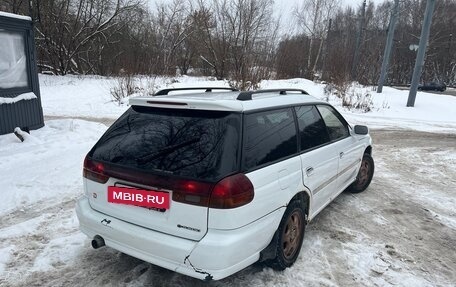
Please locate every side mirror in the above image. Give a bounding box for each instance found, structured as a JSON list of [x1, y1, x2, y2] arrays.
[[354, 125, 369, 135]]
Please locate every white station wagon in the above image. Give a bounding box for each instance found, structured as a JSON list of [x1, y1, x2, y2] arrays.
[[76, 87, 374, 280]]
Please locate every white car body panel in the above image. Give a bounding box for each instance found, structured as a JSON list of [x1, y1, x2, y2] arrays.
[[300, 143, 340, 219], [208, 156, 302, 230], [336, 134, 366, 188], [86, 178, 208, 241], [76, 196, 283, 280], [77, 90, 374, 280]]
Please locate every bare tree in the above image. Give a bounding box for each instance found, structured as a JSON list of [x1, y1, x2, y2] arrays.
[[3, 0, 455, 86], [295, 0, 340, 78], [35, 0, 141, 75], [153, 0, 195, 75], [0, 0, 26, 14], [192, 0, 277, 88]]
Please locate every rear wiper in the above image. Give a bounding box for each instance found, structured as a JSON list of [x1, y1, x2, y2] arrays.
[[136, 138, 200, 164]]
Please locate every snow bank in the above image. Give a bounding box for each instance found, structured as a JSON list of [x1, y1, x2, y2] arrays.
[[40, 75, 231, 119], [0, 92, 37, 105], [39, 74, 456, 132], [341, 86, 456, 133], [260, 78, 456, 132], [0, 119, 107, 216]]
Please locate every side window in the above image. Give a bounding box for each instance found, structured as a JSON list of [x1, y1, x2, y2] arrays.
[[243, 108, 297, 170], [294, 105, 330, 151], [317, 105, 349, 141]]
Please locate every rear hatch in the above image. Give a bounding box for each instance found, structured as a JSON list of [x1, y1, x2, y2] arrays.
[[85, 106, 241, 240]]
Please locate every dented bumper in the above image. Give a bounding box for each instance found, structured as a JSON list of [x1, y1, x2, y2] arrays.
[[76, 197, 283, 280]]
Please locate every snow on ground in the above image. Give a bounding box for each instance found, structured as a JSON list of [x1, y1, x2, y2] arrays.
[[0, 119, 106, 216], [1, 75, 455, 286], [40, 75, 230, 119], [40, 75, 125, 118], [40, 75, 456, 133], [260, 79, 456, 133]]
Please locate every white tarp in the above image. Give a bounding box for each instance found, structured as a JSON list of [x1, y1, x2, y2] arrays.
[[0, 30, 28, 89]]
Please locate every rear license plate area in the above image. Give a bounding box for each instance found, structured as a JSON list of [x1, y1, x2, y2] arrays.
[[108, 186, 170, 210]]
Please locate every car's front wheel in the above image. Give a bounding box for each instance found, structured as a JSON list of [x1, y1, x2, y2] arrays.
[[266, 200, 306, 270], [348, 153, 375, 193]]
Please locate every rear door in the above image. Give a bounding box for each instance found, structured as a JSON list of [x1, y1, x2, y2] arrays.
[[209, 108, 303, 229], [294, 105, 338, 217], [86, 106, 241, 241]]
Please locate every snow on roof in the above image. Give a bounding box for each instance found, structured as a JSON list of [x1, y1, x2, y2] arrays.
[[0, 92, 37, 105], [0, 11, 32, 21]]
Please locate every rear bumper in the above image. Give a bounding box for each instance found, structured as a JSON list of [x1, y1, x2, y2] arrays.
[[76, 197, 283, 280]]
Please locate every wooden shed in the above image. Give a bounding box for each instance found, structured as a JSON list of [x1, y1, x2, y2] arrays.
[[0, 11, 43, 135]]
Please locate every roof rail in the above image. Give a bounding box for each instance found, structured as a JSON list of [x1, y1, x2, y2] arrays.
[[236, 89, 309, 101], [154, 87, 239, 96]]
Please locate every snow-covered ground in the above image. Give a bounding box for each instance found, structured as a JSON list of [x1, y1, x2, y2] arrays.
[[40, 75, 456, 132], [1, 75, 456, 286]]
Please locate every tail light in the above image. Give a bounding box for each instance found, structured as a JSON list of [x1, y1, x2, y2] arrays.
[[172, 181, 214, 206], [83, 156, 254, 209], [83, 156, 109, 183], [209, 173, 254, 209], [172, 173, 254, 209]]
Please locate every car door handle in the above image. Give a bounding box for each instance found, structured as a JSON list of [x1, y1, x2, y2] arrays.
[[340, 152, 344, 159], [306, 167, 314, 176]]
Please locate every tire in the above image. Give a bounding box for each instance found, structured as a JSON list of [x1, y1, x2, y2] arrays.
[[266, 200, 306, 270], [348, 153, 374, 193]]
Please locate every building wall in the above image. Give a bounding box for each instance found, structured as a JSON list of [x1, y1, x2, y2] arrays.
[[0, 13, 44, 135]]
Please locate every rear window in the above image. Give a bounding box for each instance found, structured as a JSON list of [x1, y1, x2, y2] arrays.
[[242, 108, 297, 171], [89, 106, 241, 181]]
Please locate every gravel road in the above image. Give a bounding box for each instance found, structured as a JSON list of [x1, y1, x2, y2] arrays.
[[1, 128, 455, 287]]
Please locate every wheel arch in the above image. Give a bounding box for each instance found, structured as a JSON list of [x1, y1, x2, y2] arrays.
[[259, 190, 309, 263], [289, 190, 310, 220]]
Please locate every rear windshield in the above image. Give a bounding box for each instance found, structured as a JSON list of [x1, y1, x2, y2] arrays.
[[89, 106, 241, 181]]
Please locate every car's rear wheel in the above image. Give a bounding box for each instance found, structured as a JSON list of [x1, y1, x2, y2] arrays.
[[266, 200, 306, 270], [349, 153, 374, 193]]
